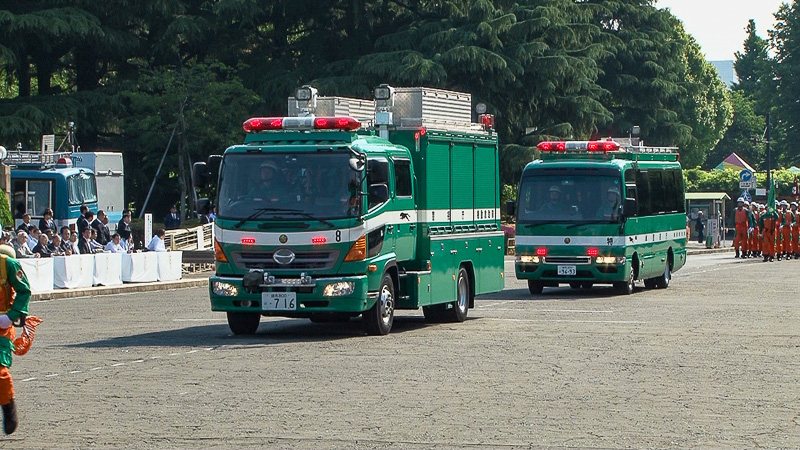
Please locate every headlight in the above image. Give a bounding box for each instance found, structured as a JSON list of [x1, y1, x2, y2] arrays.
[[516, 255, 540, 263], [323, 281, 355, 297], [596, 256, 626, 264], [212, 281, 239, 296]]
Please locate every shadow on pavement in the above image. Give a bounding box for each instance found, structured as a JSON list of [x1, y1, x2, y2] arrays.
[[484, 285, 643, 301], [66, 315, 434, 348]]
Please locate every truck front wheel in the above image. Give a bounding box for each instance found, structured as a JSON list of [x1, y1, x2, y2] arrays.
[[363, 274, 394, 335], [227, 311, 261, 335]]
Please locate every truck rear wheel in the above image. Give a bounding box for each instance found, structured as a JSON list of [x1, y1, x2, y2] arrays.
[[444, 268, 470, 323], [226, 311, 261, 335], [654, 263, 671, 289], [363, 274, 394, 335]]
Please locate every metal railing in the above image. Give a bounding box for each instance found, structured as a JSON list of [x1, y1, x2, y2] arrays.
[[5, 151, 73, 168], [164, 223, 214, 251]]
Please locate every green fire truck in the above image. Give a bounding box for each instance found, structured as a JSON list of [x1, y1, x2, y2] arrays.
[[193, 85, 505, 335], [507, 140, 687, 295]]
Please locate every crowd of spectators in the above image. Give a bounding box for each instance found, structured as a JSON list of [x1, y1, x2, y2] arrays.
[[5, 206, 171, 260]]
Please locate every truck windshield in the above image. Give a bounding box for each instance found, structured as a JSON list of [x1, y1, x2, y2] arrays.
[[517, 173, 623, 224], [217, 153, 361, 220]]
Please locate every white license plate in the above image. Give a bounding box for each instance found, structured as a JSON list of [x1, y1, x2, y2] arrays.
[[261, 292, 297, 311], [557, 265, 577, 276]]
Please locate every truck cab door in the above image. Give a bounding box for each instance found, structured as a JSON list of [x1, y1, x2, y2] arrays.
[[366, 157, 395, 259], [391, 158, 416, 262]]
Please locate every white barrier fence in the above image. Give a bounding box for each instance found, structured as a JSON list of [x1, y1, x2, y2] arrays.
[[18, 251, 183, 293]]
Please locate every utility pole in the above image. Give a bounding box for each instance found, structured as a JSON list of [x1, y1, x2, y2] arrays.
[[766, 112, 772, 189]]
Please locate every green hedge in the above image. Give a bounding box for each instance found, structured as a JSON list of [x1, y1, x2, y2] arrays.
[[684, 168, 798, 201]]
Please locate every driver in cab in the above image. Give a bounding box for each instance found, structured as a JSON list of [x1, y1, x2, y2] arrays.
[[540, 185, 568, 213], [596, 187, 621, 221], [252, 161, 282, 203]]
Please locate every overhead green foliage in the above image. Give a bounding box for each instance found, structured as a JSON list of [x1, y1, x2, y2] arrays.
[[770, 1, 800, 167], [0, 0, 756, 207]]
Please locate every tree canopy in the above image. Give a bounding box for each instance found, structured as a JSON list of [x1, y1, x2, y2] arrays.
[[0, 0, 745, 213]]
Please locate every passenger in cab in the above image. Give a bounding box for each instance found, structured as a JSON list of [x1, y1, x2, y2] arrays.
[[596, 187, 621, 221]]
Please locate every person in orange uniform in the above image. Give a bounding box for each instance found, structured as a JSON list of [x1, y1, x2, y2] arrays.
[[792, 202, 800, 258], [749, 202, 761, 257], [779, 200, 793, 260], [760, 206, 779, 262], [732, 198, 754, 258], [0, 244, 33, 434]]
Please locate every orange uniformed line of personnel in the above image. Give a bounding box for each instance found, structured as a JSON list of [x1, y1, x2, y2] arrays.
[[732, 198, 756, 258], [760, 204, 779, 262], [779, 200, 794, 261]]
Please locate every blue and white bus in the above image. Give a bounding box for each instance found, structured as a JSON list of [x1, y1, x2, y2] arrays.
[[8, 152, 99, 229]]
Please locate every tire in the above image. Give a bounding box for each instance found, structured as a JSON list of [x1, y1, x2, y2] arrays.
[[226, 311, 261, 335], [444, 268, 470, 323], [643, 278, 656, 289], [654, 263, 671, 289], [613, 266, 635, 295], [528, 280, 543, 295], [363, 274, 395, 335], [569, 282, 581, 289]]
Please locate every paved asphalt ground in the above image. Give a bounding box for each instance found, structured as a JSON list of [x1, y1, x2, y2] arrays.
[[4, 251, 799, 449]]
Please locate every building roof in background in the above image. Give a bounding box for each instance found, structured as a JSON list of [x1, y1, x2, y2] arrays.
[[715, 152, 754, 172]]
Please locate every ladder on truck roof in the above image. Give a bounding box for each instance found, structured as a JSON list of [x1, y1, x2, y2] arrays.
[[4, 150, 73, 169], [286, 86, 490, 135]]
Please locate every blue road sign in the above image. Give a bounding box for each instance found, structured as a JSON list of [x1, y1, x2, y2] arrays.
[[740, 169, 753, 182], [741, 190, 752, 202]]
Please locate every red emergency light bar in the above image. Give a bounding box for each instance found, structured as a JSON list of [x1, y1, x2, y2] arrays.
[[243, 116, 361, 132], [537, 142, 566, 152], [538, 141, 620, 153]]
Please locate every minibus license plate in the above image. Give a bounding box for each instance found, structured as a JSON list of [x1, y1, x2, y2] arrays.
[[557, 265, 577, 276], [262, 292, 297, 311]]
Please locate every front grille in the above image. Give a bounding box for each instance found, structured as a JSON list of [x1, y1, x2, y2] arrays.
[[233, 250, 339, 270], [544, 256, 591, 265]]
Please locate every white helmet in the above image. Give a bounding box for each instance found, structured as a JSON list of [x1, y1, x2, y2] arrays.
[[737, 197, 745, 203]]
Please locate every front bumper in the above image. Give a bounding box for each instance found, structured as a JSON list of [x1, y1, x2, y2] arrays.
[[209, 274, 370, 316], [515, 259, 629, 284]]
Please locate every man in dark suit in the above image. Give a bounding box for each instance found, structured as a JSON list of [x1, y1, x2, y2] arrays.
[[76, 205, 89, 234], [77, 227, 94, 254], [118, 211, 132, 249], [15, 214, 32, 234], [164, 206, 181, 230], [92, 210, 111, 246]]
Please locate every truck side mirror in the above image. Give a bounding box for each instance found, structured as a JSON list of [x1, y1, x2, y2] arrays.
[[623, 198, 637, 217], [368, 183, 389, 207], [192, 162, 207, 189], [505, 200, 516, 217], [349, 157, 365, 172]]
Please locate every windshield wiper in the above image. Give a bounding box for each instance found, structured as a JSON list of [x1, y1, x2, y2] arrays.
[[273, 210, 336, 228], [565, 220, 617, 229], [234, 207, 298, 228]]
